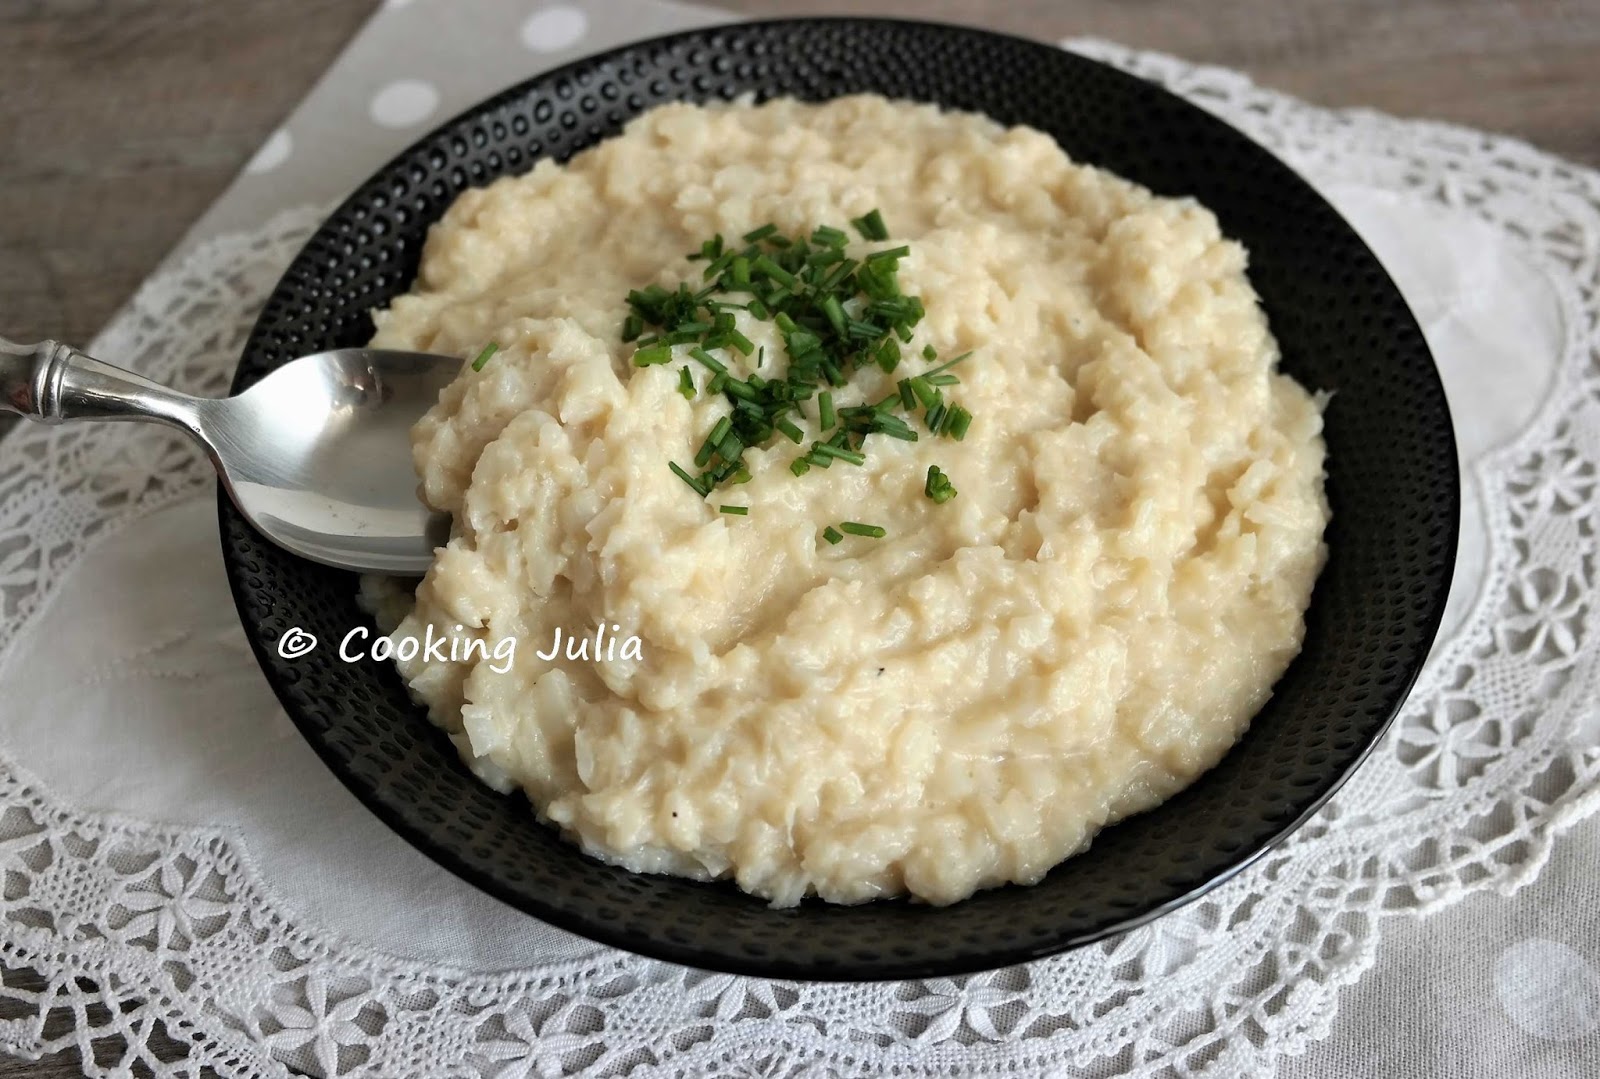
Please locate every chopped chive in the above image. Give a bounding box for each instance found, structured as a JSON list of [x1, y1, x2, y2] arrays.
[[790, 458, 811, 477], [906, 376, 937, 410], [820, 293, 847, 338], [729, 465, 752, 484], [822, 526, 843, 545], [707, 416, 732, 447], [948, 405, 972, 441], [851, 208, 889, 241], [898, 379, 918, 410], [727, 329, 755, 356], [811, 224, 849, 247], [743, 223, 778, 243], [670, 461, 706, 495], [688, 346, 727, 375], [748, 299, 769, 320], [622, 314, 644, 342], [810, 442, 865, 466], [840, 521, 886, 538], [632, 343, 673, 367], [923, 350, 973, 377], [926, 373, 960, 387], [876, 337, 901, 374], [925, 402, 947, 434], [865, 245, 910, 264], [924, 465, 957, 504], [776, 417, 804, 444], [722, 377, 758, 402], [677, 367, 695, 399], [719, 504, 748, 516], [708, 372, 728, 393], [752, 255, 797, 289], [471, 342, 500, 371], [922, 343, 937, 361], [818, 391, 836, 431]]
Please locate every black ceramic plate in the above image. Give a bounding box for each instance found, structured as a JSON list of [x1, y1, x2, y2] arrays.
[[221, 18, 1457, 980]]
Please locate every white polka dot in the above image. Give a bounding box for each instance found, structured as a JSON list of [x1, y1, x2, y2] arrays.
[[244, 128, 292, 174], [1494, 938, 1600, 1041], [520, 5, 588, 53], [370, 79, 440, 128]]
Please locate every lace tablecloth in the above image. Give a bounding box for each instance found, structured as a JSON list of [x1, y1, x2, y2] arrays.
[[1, 2, 1597, 1076]]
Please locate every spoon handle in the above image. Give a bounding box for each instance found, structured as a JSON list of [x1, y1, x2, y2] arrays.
[[0, 336, 204, 432]]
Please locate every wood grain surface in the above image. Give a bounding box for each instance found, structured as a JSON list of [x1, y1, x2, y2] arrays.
[[1, 0, 1597, 1075]]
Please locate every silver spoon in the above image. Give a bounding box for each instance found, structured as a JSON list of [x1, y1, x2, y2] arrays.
[[1, 336, 457, 574]]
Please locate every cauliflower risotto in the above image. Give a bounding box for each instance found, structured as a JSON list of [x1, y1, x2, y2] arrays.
[[361, 95, 1330, 906]]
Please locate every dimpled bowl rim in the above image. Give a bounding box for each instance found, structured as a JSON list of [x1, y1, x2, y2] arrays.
[[219, 17, 1458, 980]]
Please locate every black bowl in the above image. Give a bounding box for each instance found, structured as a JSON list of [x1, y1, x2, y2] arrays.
[[221, 18, 1457, 980]]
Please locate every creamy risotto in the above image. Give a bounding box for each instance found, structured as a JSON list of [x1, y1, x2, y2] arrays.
[[361, 95, 1330, 907]]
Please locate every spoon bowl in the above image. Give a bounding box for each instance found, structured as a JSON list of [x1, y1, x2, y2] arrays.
[[1, 336, 458, 573]]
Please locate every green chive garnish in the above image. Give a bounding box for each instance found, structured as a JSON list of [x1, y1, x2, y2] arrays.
[[925, 465, 957, 504], [471, 342, 500, 371], [620, 218, 977, 514], [820, 294, 847, 338], [810, 442, 864, 466], [688, 346, 727, 375], [851, 209, 889, 242], [632, 343, 672, 367], [839, 522, 885, 538], [752, 255, 797, 289], [719, 505, 748, 515], [923, 350, 973, 377], [670, 461, 706, 496], [822, 526, 843, 545]]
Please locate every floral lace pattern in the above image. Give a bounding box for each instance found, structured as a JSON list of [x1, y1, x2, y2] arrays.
[[0, 42, 1597, 1078]]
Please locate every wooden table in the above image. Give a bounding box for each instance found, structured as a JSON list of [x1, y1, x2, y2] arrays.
[[1, 0, 1596, 1074]]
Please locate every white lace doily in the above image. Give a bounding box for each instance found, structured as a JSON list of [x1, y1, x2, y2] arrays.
[[0, 41, 1596, 1078]]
